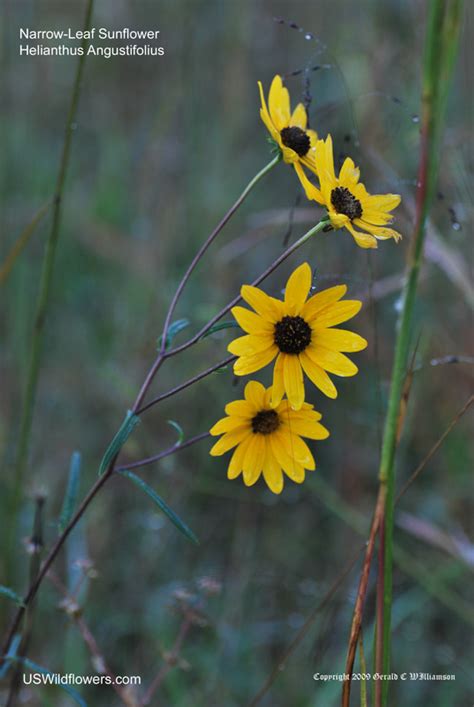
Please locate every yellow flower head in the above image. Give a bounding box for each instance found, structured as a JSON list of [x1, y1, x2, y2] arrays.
[[228, 263, 367, 411], [297, 135, 402, 249], [209, 381, 329, 494], [258, 74, 318, 172]]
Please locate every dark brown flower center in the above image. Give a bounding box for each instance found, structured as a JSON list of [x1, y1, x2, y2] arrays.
[[280, 126, 311, 157], [331, 186, 362, 220], [274, 315, 312, 354], [251, 409, 280, 435]]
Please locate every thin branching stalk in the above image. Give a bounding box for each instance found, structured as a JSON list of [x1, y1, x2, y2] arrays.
[[8, 0, 94, 574], [132, 154, 280, 413], [1, 216, 329, 661]]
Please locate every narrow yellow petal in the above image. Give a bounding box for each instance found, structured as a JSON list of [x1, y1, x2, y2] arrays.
[[268, 74, 290, 130], [294, 161, 324, 204], [339, 157, 360, 187], [228, 334, 275, 357], [279, 432, 316, 470], [241, 285, 283, 322], [284, 262, 312, 314], [227, 437, 250, 479], [306, 345, 358, 377], [364, 193, 401, 213], [370, 226, 402, 242], [231, 306, 272, 334], [225, 400, 253, 417], [262, 445, 284, 494], [313, 328, 368, 352], [242, 434, 265, 486], [244, 380, 267, 408], [281, 417, 329, 440], [271, 353, 285, 408], [210, 429, 251, 456], [289, 102, 307, 129], [299, 352, 337, 399], [312, 300, 362, 329], [301, 285, 348, 322], [345, 222, 378, 249], [269, 434, 305, 482], [283, 354, 305, 410], [258, 81, 280, 142], [233, 346, 277, 375], [210, 417, 248, 435]]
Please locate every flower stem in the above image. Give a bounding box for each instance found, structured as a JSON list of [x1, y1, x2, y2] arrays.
[[132, 153, 280, 413], [7, 0, 94, 578], [376, 2, 462, 705]]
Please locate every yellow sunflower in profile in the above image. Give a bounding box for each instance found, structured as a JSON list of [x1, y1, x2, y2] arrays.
[[209, 381, 329, 494], [228, 263, 367, 410], [258, 74, 318, 173], [296, 134, 402, 249]]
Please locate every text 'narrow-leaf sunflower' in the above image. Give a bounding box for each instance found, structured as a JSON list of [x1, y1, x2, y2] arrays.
[[296, 134, 402, 249], [258, 74, 318, 174], [228, 263, 367, 410], [209, 381, 329, 494]]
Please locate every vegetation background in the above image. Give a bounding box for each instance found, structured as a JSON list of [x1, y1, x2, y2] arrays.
[[1, 0, 472, 705]]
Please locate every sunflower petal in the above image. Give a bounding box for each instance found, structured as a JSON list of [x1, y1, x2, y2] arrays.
[[300, 352, 337, 398], [278, 432, 316, 470], [228, 334, 275, 356], [284, 262, 312, 314], [339, 157, 360, 187], [231, 306, 272, 334], [312, 300, 362, 328], [210, 428, 251, 456], [233, 346, 277, 375], [281, 417, 329, 440], [283, 354, 305, 410], [258, 81, 280, 142], [225, 400, 253, 417], [242, 434, 265, 486], [313, 328, 367, 352], [241, 285, 283, 321], [227, 437, 250, 479], [244, 380, 267, 408], [364, 193, 401, 213], [306, 345, 359, 376], [269, 434, 306, 482], [262, 444, 284, 494], [271, 353, 285, 408], [268, 74, 290, 129], [294, 161, 324, 203], [345, 222, 378, 249], [302, 285, 347, 321], [210, 417, 248, 435], [289, 102, 307, 129]]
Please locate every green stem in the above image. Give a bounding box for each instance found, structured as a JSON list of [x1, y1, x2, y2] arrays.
[[379, 1, 462, 703], [7, 0, 94, 577]]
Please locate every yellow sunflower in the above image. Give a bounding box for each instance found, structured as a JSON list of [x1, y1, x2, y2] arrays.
[[258, 74, 318, 173], [209, 381, 329, 494], [296, 134, 402, 249], [228, 263, 367, 410]]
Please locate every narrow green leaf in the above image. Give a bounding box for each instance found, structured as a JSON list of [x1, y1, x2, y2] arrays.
[[58, 451, 81, 532], [119, 470, 198, 545], [0, 586, 25, 607], [98, 411, 140, 476], [200, 321, 240, 339], [21, 658, 88, 706], [158, 318, 190, 350], [167, 420, 184, 445]]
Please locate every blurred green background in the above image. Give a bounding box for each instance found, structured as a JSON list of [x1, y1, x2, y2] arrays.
[[1, 0, 472, 705]]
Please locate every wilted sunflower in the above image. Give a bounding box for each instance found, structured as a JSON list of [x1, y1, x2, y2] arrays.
[[296, 134, 402, 249], [258, 74, 318, 173], [228, 263, 367, 410], [209, 381, 329, 494]]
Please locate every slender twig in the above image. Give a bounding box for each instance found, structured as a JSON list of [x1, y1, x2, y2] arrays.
[[132, 155, 280, 413], [115, 432, 210, 473], [8, 0, 94, 575], [0, 199, 52, 286], [48, 573, 136, 707], [396, 394, 473, 502], [137, 356, 236, 415], [164, 217, 330, 359], [141, 619, 191, 706]]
